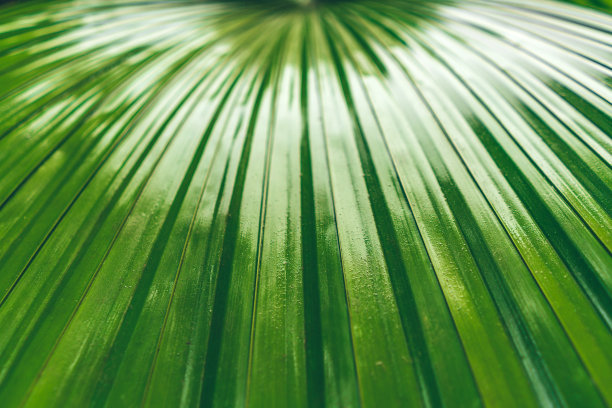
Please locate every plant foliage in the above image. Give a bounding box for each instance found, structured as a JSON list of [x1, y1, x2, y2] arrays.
[[0, 0, 611, 407]]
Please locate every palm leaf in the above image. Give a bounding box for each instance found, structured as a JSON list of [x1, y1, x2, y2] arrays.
[[0, 0, 611, 406]]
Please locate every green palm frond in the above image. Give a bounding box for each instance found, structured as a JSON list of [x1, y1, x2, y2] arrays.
[[0, 0, 611, 407]]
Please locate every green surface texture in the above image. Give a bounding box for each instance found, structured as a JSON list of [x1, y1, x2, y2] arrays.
[[0, 0, 611, 406]]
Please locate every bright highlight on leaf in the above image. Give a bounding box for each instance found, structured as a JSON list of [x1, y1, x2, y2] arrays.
[[0, 0, 611, 407]]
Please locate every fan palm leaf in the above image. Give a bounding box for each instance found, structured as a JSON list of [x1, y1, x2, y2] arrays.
[[0, 0, 611, 407]]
